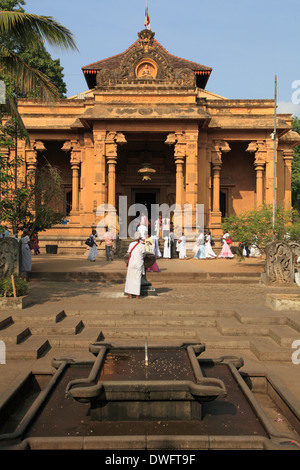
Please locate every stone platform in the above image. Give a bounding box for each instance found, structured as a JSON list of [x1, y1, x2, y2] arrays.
[[0, 252, 300, 441]]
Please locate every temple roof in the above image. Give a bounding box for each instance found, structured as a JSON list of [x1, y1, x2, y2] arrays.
[[82, 31, 212, 90]]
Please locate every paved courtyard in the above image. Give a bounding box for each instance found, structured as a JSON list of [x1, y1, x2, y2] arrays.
[[0, 252, 300, 443]]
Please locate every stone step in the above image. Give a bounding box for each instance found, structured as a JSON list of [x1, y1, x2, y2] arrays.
[[47, 328, 103, 348], [66, 308, 237, 318], [5, 337, 50, 360], [28, 271, 262, 284], [287, 316, 300, 333], [79, 315, 216, 328], [100, 326, 198, 340], [12, 310, 66, 324], [0, 323, 31, 345], [269, 325, 300, 347], [0, 314, 13, 329], [29, 318, 84, 336], [216, 318, 270, 336], [235, 311, 288, 325], [250, 337, 293, 361]]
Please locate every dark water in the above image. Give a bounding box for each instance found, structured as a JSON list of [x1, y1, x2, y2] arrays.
[[99, 349, 195, 381]]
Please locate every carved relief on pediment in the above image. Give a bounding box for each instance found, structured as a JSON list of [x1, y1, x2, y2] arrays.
[[96, 30, 196, 87]]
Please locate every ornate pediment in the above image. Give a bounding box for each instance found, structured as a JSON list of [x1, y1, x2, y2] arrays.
[[96, 30, 196, 88]]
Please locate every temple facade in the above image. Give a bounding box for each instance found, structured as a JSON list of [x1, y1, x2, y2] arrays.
[[5, 29, 300, 251]]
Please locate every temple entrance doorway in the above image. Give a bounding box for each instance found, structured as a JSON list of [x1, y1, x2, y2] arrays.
[[133, 189, 159, 234]]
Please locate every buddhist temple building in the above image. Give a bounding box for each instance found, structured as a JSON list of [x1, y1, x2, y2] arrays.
[[6, 28, 300, 251]]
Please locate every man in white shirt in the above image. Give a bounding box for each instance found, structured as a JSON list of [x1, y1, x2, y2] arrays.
[[101, 227, 114, 261]]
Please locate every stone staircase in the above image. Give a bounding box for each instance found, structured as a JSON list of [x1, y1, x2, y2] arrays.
[[1, 306, 300, 362]]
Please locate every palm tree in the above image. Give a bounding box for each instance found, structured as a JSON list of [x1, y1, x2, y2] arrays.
[[0, 10, 78, 127]]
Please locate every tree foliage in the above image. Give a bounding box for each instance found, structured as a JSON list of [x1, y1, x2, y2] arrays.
[[222, 204, 300, 252], [292, 116, 300, 213], [0, 121, 64, 235], [0, 3, 77, 126]]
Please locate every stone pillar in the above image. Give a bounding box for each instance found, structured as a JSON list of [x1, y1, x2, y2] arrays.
[[212, 163, 222, 212], [210, 140, 231, 228], [166, 132, 186, 207], [107, 156, 117, 208], [282, 149, 293, 209], [71, 161, 80, 212], [174, 156, 185, 207], [246, 141, 266, 207], [62, 140, 82, 222], [254, 162, 265, 207], [104, 132, 127, 209], [93, 131, 107, 217], [166, 132, 186, 236], [185, 130, 199, 234]]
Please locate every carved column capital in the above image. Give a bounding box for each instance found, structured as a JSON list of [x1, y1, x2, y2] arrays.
[[26, 141, 45, 171], [246, 140, 267, 165], [211, 140, 231, 165], [104, 132, 126, 160], [282, 149, 294, 166], [166, 132, 187, 162], [62, 140, 82, 166]]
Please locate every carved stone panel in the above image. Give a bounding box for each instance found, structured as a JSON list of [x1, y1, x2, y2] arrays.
[[265, 241, 299, 285], [0, 238, 20, 278]]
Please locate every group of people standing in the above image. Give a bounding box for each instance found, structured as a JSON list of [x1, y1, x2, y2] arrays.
[[87, 227, 115, 263]]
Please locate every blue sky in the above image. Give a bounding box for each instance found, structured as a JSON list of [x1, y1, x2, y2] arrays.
[[23, 0, 300, 115]]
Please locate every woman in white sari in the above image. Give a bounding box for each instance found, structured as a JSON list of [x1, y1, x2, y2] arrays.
[[125, 232, 146, 298], [205, 230, 217, 259], [163, 235, 171, 258], [177, 234, 187, 259], [20, 229, 32, 272], [87, 229, 98, 262]]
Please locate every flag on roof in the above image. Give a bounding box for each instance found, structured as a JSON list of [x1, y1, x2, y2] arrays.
[[144, 3, 150, 30]]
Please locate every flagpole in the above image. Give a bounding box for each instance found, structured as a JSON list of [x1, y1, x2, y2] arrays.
[[145, 0, 150, 30], [272, 75, 277, 241]]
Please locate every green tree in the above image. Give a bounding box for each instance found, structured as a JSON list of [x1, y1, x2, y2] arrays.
[[292, 116, 300, 213], [0, 6, 77, 124], [222, 204, 300, 253], [0, 0, 67, 97], [0, 120, 64, 235]]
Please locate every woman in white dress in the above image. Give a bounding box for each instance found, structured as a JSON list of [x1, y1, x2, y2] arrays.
[[205, 230, 217, 259], [87, 229, 98, 262], [163, 235, 171, 258], [20, 229, 32, 272], [218, 233, 234, 259], [152, 234, 162, 258], [194, 231, 205, 260], [177, 234, 187, 259]]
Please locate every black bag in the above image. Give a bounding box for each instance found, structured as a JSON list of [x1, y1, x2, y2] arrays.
[[211, 239, 215, 246], [85, 237, 93, 247]]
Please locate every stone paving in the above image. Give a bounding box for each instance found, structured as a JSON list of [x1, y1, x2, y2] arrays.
[[0, 252, 300, 417]]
